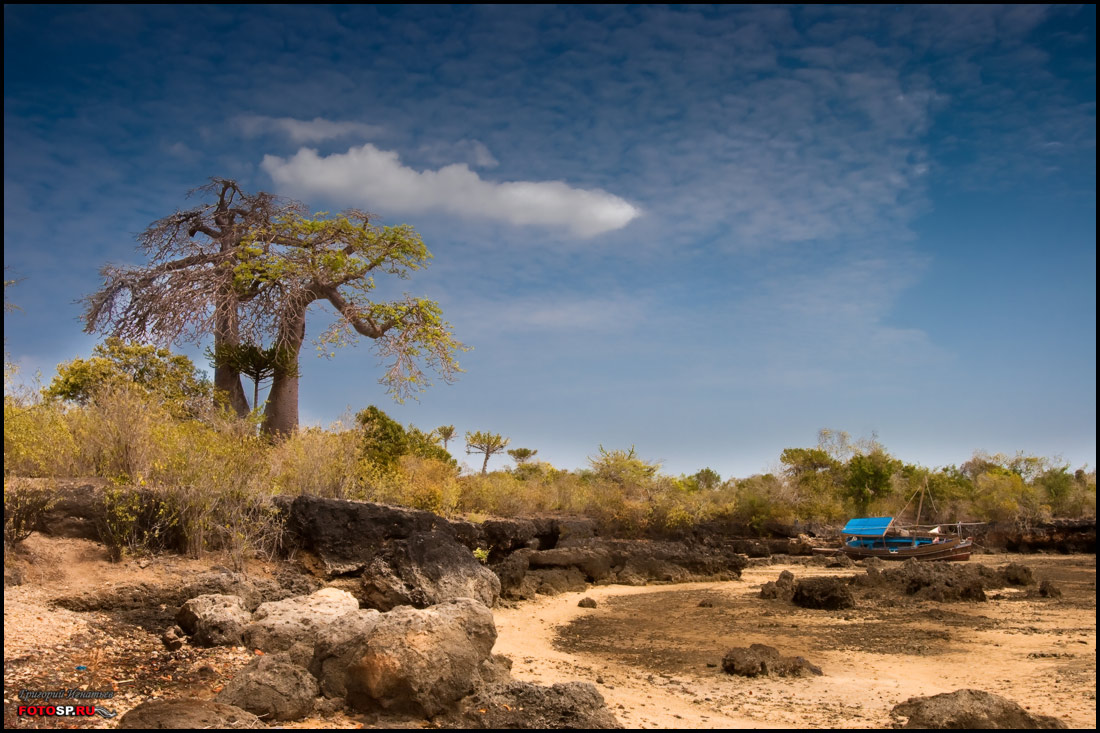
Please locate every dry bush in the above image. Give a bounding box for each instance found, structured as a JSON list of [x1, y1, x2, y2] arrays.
[[3, 396, 84, 478], [396, 455, 461, 516], [3, 477, 57, 546], [269, 426, 361, 498]]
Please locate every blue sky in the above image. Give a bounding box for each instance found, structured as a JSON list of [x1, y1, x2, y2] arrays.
[[4, 5, 1095, 478]]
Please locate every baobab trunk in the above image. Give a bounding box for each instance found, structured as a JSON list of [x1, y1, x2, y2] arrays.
[[213, 302, 250, 417], [261, 305, 306, 437], [262, 365, 300, 437]]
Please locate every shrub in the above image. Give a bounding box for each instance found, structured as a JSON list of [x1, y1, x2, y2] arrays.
[[3, 396, 83, 478], [3, 478, 57, 546], [270, 426, 361, 499]]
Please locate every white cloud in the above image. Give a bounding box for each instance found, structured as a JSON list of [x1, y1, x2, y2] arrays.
[[234, 115, 383, 143], [261, 143, 641, 237]]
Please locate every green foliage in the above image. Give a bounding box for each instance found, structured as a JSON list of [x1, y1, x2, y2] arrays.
[[4, 394, 83, 477], [406, 426, 455, 464], [507, 448, 538, 466], [5, 385, 1098, 565], [356, 405, 409, 469], [4, 478, 57, 546], [436, 425, 456, 451], [780, 447, 839, 477], [395, 455, 460, 516], [208, 341, 295, 410], [587, 445, 659, 488], [683, 467, 721, 492], [242, 210, 468, 403], [45, 338, 213, 418], [844, 450, 902, 516], [465, 431, 510, 475]]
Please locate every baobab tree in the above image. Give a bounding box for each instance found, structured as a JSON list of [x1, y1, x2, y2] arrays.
[[466, 431, 510, 475], [84, 178, 465, 436]]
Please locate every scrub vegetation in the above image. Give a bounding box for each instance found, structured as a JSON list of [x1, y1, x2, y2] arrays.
[[4, 340, 1094, 563]]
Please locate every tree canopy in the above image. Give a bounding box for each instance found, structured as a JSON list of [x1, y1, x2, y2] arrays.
[[84, 178, 465, 436], [466, 431, 510, 475], [507, 447, 537, 466], [45, 338, 212, 418]]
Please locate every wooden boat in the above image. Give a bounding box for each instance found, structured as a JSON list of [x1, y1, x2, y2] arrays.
[[815, 516, 973, 562]]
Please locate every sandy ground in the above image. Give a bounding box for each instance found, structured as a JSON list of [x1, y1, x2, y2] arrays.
[[4, 535, 1095, 729], [493, 556, 1097, 729]]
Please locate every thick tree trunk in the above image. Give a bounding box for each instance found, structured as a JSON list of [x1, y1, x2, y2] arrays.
[[261, 305, 306, 437], [262, 365, 300, 437], [213, 304, 249, 417], [482, 452, 490, 475], [213, 218, 250, 417]]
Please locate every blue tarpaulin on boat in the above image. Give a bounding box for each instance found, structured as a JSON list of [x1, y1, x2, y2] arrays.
[[842, 517, 894, 536]]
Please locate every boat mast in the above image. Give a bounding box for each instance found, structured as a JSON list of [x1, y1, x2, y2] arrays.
[[915, 478, 926, 527]]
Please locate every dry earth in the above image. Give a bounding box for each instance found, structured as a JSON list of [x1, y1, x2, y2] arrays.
[[494, 555, 1097, 729], [4, 534, 1096, 729]]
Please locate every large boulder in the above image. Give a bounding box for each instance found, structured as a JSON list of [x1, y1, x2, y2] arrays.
[[721, 644, 823, 677], [309, 608, 385, 698], [216, 654, 319, 722], [244, 587, 360, 662], [891, 689, 1066, 728], [554, 517, 599, 547], [443, 681, 622, 729], [345, 598, 497, 716], [358, 529, 500, 611], [118, 700, 263, 729], [175, 594, 252, 647]]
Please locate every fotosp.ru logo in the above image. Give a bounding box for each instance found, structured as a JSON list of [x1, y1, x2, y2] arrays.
[[16, 689, 117, 719]]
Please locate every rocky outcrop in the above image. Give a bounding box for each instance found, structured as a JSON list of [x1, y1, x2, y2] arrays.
[[216, 654, 319, 722], [974, 519, 1095, 554], [118, 699, 264, 728], [760, 569, 796, 601], [244, 587, 360, 663], [480, 518, 538, 561], [891, 689, 1066, 728], [492, 538, 747, 600], [309, 608, 385, 698], [175, 594, 252, 647], [721, 644, 823, 677], [344, 598, 497, 716], [279, 496, 500, 611], [279, 496, 462, 576], [37, 481, 104, 541], [443, 681, 622, 728], [792, 577, 856, 610], [358, 528, 500, 611], [54, 569, 303, 614]]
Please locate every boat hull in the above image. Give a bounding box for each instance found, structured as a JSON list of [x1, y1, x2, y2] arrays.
[[840, 537, 973, 562]]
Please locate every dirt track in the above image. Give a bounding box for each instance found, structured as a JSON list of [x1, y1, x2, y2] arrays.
[[493, 555, 1097, 728]]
